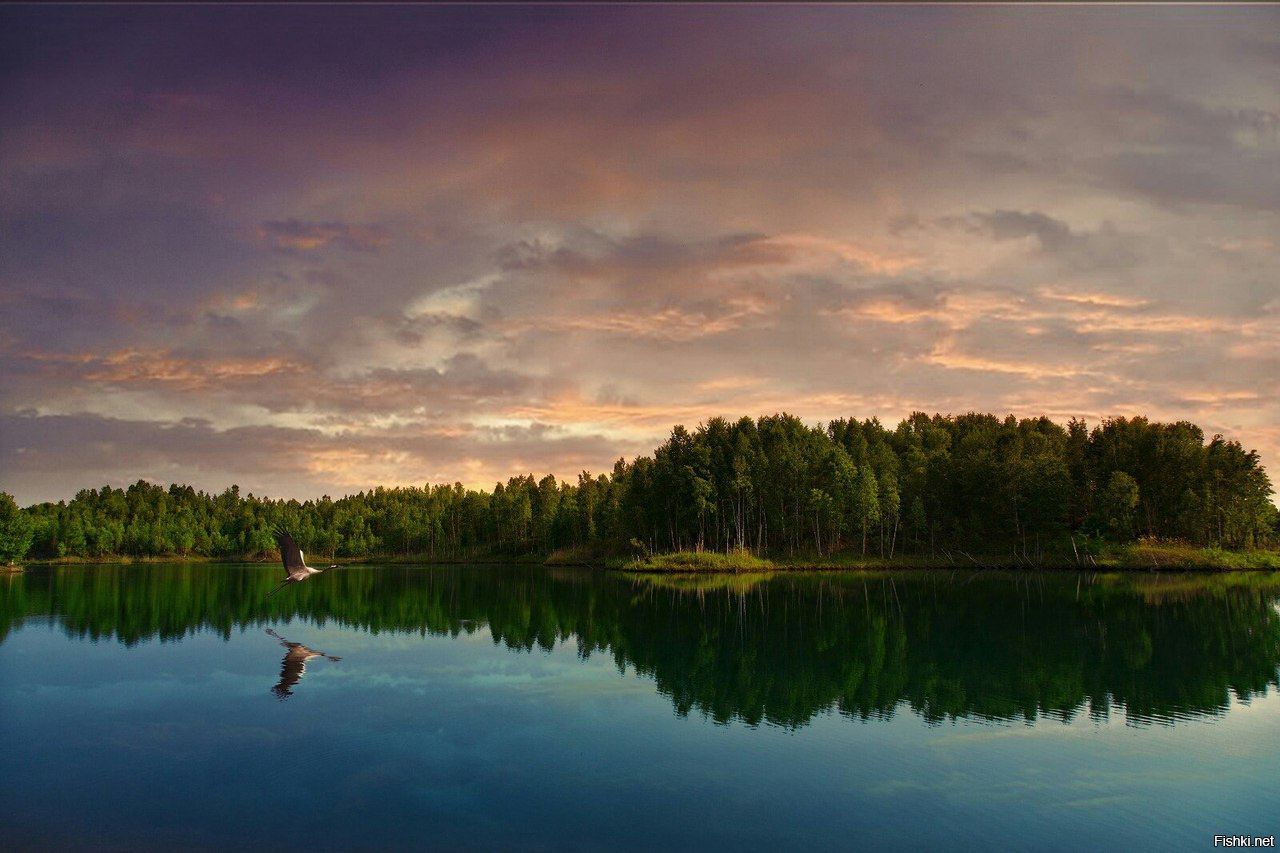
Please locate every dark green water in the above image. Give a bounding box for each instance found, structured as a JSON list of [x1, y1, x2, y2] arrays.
[[1, 565, 1278, 850]]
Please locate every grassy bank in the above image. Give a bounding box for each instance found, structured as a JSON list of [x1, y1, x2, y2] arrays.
[[615, 550, 776, 572], [17, 540, 1279, 573], [1104, 541, 1280, 570], [608, 541, 1280, 573]]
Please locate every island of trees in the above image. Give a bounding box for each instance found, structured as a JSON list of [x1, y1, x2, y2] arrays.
[[2, 412, 1276, 568]]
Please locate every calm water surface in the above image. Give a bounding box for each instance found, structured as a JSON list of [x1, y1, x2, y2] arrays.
[[1, 565, 1278, 851]]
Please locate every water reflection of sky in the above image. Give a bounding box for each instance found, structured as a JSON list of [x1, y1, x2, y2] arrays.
[[2, 618, 1277, 851]]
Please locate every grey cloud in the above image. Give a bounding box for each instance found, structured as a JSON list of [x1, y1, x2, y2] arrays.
[[2, 344, 539, 421], [1243, 38, 1280, 67], [830, 279, 954, 320], [479, 228, 795, 341], [0, 410, 632, 505], [391, 313, 484, 347], [0, 411, 323, 504], [1049, 86, 1280, 212], [257, 219, 392, 253], [2, 210, 247, 304], [1092, 150, 1280, 213], [1098, 87, 1277, 150], [925, 210, 1144, 273], [495, 230, 772, 278], [348, 357, 533, 414], [947, 317, 1095, 372], [970, 211, 1075, 252]]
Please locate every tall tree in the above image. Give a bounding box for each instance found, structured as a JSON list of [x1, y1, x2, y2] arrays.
[[0, 492, 35, 563], [1098, 471, 1140, 540]]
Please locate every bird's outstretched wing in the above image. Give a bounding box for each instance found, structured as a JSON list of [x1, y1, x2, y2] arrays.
[[273, 526, 307, 579]]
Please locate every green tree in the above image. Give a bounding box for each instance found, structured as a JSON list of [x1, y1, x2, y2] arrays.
[[854, 466, 881, 555], [0, 493, 35, 563], [1098, 471, 1140, 540], [6, 410, 1274, 562]]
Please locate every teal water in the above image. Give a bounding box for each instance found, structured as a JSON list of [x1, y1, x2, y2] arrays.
[[1, 565, 1278, 850]]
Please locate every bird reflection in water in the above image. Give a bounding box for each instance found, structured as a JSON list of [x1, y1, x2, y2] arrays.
[[266, 628, 341, 700]]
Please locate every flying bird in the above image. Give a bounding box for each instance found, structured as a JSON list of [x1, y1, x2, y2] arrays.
[[267, 526, 339, 597], [265, 628, 341, 700]]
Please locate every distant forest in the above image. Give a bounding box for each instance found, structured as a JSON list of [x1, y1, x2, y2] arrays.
[[2, 413, 1277, 564]]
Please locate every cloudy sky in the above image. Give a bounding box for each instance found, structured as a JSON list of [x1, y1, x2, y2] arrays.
[[2, 5, 1278, 505]]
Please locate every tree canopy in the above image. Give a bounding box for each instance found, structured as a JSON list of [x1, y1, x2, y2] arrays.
[[10, 413, 1278, 563]]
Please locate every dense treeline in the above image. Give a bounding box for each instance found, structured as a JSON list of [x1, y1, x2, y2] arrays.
[[4, 565, 1279, 725], [5, 412, 1277, 563]]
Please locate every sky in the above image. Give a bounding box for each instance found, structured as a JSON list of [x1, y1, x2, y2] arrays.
[[2, 4, 1278, 506]]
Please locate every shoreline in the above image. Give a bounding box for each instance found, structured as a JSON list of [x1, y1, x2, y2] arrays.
[[16, 544, 1280, 573]]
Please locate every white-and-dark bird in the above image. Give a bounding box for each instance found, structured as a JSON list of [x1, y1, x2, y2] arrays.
[[265, 628, 341, 700], [267, 526, 339, 597]]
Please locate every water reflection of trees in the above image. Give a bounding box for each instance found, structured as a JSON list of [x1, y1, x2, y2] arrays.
[[3, 566, 1278, 727]]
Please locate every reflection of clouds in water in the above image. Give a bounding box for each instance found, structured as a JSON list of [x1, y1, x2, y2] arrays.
[[910, 691, 1280, 820], [312, 631, 652, 708], [114, 719, 286, 756]]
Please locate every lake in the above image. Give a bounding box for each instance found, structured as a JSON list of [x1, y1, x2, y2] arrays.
[[1, 565, 1278, 851]]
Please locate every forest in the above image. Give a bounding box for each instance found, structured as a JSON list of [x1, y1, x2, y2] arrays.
[[2, 412, 1277, 564]]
